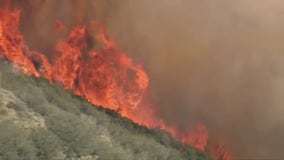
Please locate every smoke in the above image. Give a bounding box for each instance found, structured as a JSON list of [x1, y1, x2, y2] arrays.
[[7, 0, 284, 158]]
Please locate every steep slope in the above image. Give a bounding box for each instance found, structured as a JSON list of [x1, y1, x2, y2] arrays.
[[0, 59, 210, 160]]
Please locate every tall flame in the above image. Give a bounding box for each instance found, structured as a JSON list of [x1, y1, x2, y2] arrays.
[[0, 6, 230, 159]]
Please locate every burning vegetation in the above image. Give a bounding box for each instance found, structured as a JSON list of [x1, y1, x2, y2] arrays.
[[0, 2, 231, 160], [0, 59, 211, 160]]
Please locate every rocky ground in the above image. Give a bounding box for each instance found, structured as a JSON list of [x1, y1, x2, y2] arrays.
[[0, 59, 210, 160]]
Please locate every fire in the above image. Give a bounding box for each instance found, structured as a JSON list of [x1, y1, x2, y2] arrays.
[[213, 143, 233, 160], [0, 6, 51, 79], [0, 5, 231, 160]]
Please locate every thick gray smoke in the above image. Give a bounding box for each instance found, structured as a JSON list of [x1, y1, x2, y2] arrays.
[[7, 0, 284, 158]]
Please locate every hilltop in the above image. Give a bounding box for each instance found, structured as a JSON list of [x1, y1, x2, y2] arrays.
[[0, 60, 210, 160]]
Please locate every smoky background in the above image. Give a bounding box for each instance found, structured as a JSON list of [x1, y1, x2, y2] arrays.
[[6, 0, 284, 158]]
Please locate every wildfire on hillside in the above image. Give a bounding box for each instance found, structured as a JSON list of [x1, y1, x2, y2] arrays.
[[0, 3, 231, 160]]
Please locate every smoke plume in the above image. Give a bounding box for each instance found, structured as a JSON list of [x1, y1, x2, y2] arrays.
[[7, 0, 284, 158]]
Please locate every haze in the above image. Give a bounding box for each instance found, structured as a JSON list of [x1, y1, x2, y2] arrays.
[[10, 0, 284, 158]]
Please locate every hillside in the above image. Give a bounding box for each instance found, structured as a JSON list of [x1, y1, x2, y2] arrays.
[[0, 59, 210, 160]]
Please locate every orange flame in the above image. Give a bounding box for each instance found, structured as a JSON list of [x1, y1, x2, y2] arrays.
[[0, 6, 231, 160], [213, 143, 233, 160]]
